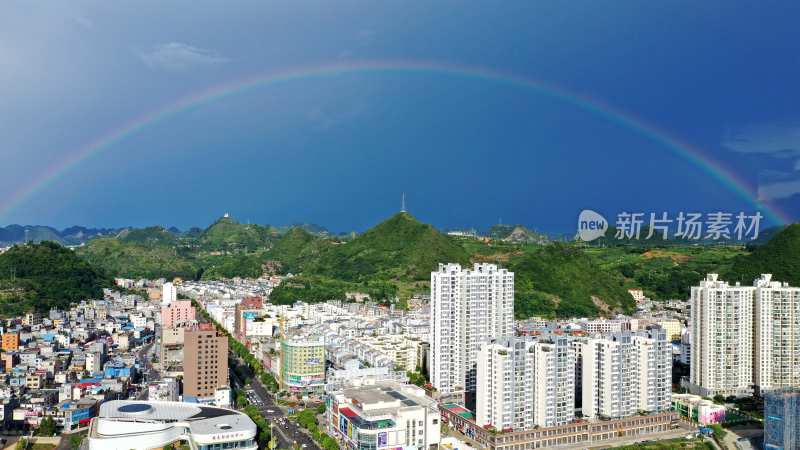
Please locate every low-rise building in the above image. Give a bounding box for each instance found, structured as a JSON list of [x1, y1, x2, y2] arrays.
[[87, 400, 257, 450], [671, 394, 725, 425], [326, 382, 440, 450]]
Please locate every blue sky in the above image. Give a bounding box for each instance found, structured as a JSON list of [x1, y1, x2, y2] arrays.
[[1, 1, 799, 233]]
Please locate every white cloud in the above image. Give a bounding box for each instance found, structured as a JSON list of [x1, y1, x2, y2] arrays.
[[723, 121, 800, 203], [758, 178, 800, 201], [722, 121, 800, 158], [139, 42, 228, 71]]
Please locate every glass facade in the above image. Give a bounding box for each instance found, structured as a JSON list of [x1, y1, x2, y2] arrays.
[[765, 389, 800, 450]]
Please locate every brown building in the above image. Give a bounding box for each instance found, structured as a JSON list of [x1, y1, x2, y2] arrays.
[[183, 323, 228, 399], [1, 333, 19, 352]]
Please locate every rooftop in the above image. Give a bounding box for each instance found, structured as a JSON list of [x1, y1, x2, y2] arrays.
[[89, 401, 256, 449]]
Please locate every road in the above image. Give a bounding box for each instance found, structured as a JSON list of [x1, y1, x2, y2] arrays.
[[135, 338, 159, 400], [195, 310, 322, 450], [238, 356, 322, 450]]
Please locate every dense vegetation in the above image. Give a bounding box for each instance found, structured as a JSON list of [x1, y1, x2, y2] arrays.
[[307, 212, 470, 281], [61, 212, 800, 319], [0, 241, 110, 316], [509, 244, 634, 318], [726, 224, 800, 286], [586, 245, 746, 301], [198, 216, 277, 252], [77, 219, 275, 280], [265, 227, 331, 274], [77, 235, 199, 280]]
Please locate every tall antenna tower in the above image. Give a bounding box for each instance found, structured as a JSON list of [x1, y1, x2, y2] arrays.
[[401, 193, 406, 213]]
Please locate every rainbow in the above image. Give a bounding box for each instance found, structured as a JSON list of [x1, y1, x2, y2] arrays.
[[2, 59, 791, 224]]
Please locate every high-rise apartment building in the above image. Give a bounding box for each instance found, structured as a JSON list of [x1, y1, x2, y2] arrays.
[[184, 323, 228, 400], [690, 273, 800, 396], [580, 329, 671, 419], [689, 274, 754, 397], [754, 274, 800, 391], [476, 336, 575, 430], [430, 263, 514, 398]]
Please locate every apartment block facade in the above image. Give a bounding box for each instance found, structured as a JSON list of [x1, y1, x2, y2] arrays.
[[580, 329, 671, 419], [689, 274, 755, 397], [430, 263, 514, 397], [476, 336, 575, 431], [183, 323, 228, 400], [690, 273, 800, 396], [753, 274, 800, 391]]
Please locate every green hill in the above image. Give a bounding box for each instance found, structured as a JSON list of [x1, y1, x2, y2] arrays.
[[198, 216, 275, 252], [509, 243, 634, 318], [77, 237, 199, 280], [726, 223, 800, 285], [0, 242, 110, 316], [307, 212, 470, 281], [265, 227, 331, 273], [118, 226, 179, 246]]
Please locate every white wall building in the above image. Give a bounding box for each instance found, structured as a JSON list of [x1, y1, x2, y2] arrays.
[[689, 274, 799, 396], [753, 274, 800, 391], [87, 401, 256, 450], [430, 263, 514, 396], [580, 329, 671, 419], [689, 274, 755, 397], [162, 282, 177, 307], [476, 336, 575, 431]]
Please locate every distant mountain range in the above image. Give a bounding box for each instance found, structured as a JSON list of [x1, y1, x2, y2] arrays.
[[0, 222, 334, 246], [0, 225, 123, 246]]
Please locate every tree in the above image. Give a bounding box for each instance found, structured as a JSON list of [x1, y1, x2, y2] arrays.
[[37, 415, 57, 436]]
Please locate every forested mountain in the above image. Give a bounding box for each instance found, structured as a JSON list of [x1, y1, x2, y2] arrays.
[[0, 242, 110, 316]]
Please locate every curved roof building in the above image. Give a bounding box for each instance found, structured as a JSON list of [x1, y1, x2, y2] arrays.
[[87, 400, 257, 450]]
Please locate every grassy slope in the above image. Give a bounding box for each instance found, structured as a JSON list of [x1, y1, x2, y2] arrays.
[[265, 227, 331, 273], [199, 217, 275, 252], [509, 243, 634, 318], [0, 241, 110, 316], [77, 237, 199, 280], [306, 212, 470, 281], [586, 245, 746, 300], [726, 224, 800, 285]]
